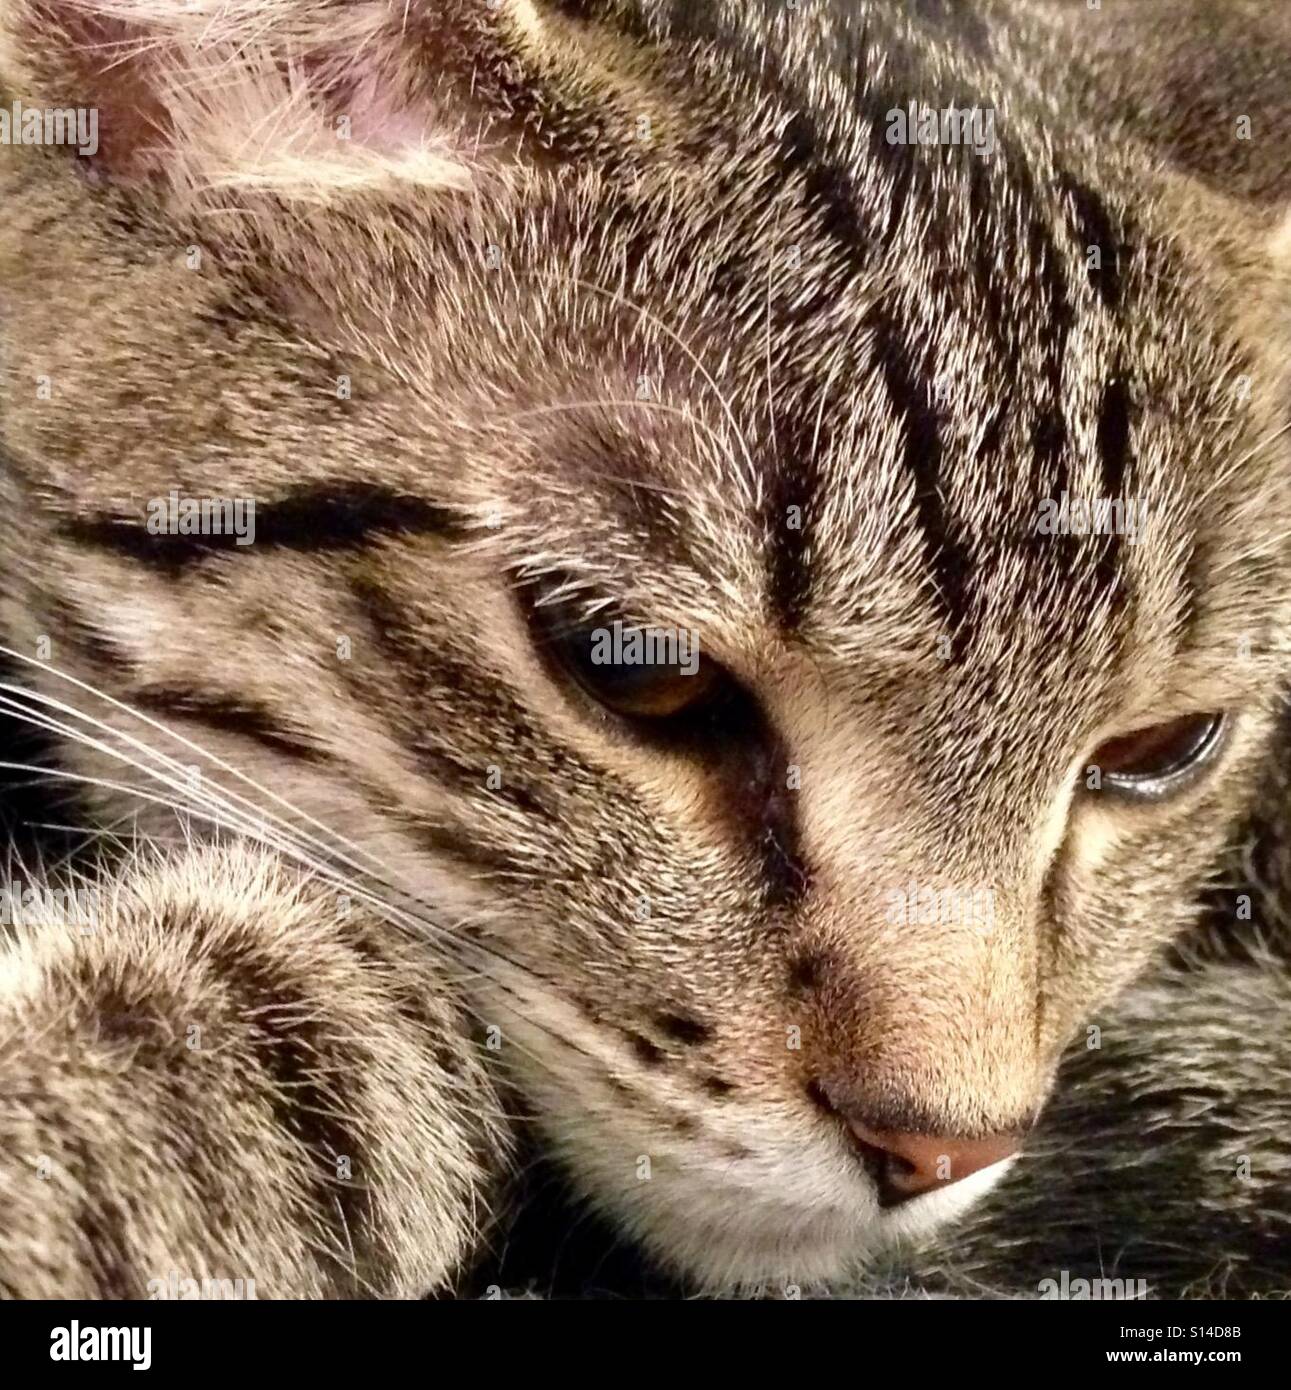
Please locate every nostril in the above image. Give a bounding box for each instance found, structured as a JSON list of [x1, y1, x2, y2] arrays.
[[845, 1127, 913, 1197], [806, 1079, 902, 1194], [847, 1121, 1019, 1205]]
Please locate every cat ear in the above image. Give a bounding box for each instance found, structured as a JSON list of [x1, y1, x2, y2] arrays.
[[0, 0, 539, 202]]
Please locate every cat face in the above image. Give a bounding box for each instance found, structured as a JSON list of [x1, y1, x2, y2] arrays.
[[4, 0, 1291, 1291], [375, 180, 1283, 1291]]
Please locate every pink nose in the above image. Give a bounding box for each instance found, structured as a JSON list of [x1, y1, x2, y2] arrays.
[[847, 1122, 1020, 1204]]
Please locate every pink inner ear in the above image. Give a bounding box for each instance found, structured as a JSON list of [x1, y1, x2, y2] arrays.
[[17, 0, 489, 194], [333, 65, 449, 158], [28, 4, 173, 175]]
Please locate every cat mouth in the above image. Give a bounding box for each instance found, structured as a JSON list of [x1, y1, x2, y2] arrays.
[[477, 966, 1020, 1287], [546, 1112, 1018, 1291]]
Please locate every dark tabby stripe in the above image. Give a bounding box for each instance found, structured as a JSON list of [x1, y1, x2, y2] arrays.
[[1096, 376, 1133, 500], [775, 109, 876, 292], [133, 686, 322, 762], [762, 37, 1083, 640], [196, 932, 384, 1289], [39, 595, 125, 672], [401, 813, 527, 879], [1055, 170, 1127, 311], [1174, 537, 1207, 652], [965, 156, 1014, 370], [761, 414, 819, 633], [1087, 375, 1134, 597], [69, 1135, 137, 1299], [865, 307, 972, 640], [346, 573, 541, 739], [61, 482, 466, 573], [1014, 157, 1076, 502]]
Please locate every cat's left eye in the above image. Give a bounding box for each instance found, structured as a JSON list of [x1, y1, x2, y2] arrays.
[[1088, 712, 1228, 799], [531, 603, 725, 723]]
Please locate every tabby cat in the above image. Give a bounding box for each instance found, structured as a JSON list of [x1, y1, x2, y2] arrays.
[[1, 0, 1289, 1300]]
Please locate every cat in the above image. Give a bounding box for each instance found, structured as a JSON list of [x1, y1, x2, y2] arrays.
[[1, 0, 1290, 1299]]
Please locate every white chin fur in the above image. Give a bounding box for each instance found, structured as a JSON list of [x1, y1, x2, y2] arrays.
[[574, 1149, 1016, 1294], [884, 1156, 1018, 1245], [481, 968, 1016, 1294]]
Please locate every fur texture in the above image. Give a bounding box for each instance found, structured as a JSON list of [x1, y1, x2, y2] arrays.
[[0, 0, 1289, 1296], [0, 842, 501, 1296]]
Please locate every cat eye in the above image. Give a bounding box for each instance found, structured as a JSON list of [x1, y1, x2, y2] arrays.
[[532, 606, 725, 722], [1089, 712, 1227, 799]]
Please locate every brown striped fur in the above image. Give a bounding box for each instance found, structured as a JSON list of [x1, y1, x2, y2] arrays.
[[1, 0, 1291, 1296]]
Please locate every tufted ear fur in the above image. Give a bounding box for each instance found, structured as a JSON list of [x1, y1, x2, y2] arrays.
[[0, 0, 565, 203]]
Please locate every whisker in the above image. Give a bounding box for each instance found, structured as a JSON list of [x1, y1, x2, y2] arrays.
[[1193, 417, 1291, 511], [0, 651, 619, 1078], [0, 655, 551, 969], [502, 399, 731, 493], [552, 273, 759, 508], [0, 744, 586, 1081], [0, 690, 599, 1079]]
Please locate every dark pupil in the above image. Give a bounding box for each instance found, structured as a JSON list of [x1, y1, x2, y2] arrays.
[[1101, 714, 1216, 779], [560, 625, 694, 700], [572, 637, 676, 691]]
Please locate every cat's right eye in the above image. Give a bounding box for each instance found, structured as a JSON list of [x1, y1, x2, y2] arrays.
[[1089, 712, 1228, 800]]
